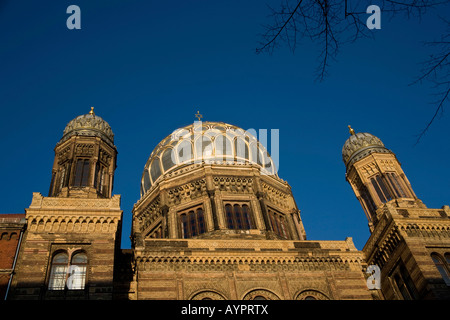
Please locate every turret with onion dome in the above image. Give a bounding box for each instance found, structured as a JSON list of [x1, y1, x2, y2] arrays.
[[343, 126, 420, 231], [48, 108, 118, 199], [58, 107, 115, 148], [342, 125, 392, 170], [131, 113, 306, 247]]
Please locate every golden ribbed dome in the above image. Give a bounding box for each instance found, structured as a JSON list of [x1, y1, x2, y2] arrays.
[[141, 121, 275, 195], [59, 108, 114, 147], [342, 127, 391, 168]]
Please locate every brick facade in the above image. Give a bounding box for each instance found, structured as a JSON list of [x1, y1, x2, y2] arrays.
[[0, 214, 26, 300]]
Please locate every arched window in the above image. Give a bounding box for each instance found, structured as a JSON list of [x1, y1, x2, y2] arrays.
[[360, 184, 377, 217], [94, 163, 107, 196], [150, 159, 162, 183], [225, 204, 235, 229], [58, 166, 66, 191], [179, 206, 206, 239], [181, 214, 189, 239], [195, 136, 213, 159], [268, 209, 290, 239], [48, 251, 88, 291], [224, 203, 253, 231], [48, 253, 69, 290], [215, 135, 232, 160], [73, 159, 90, 187], [68, 253, 88, 290], [142, 170, 151, 192], [431, 253, 450, 285], [197, 208, 206, 234], [177, 140, 193, 163], [242, 205, 252, 229], [371, 175, 392, 203], [234, 138, 249, 161], [234, 204, 243, 229], [392, 264, 419, 300], [189, 210, 197, 237], [161, 148, 176, 172], [386, 173, 407, 198]]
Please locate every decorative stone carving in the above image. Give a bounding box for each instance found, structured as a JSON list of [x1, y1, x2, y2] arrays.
[[99, 148, 112, 163], [213, 176, 253, 194], [167, 179, 206, 205], [75, 143, 94, 156], [136, 196, 161, 232], [261, 181, 289, 209], [57, 146, 71, 163]]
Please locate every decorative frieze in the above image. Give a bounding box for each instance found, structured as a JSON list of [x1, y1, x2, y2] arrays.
[[29, 193, 121, 210], [361, 162, 377, 178], [99, 147, 112, 163], [213, 176, 253, 194], [167, 179, 207, 205], [136, 254, 361, 273], [399, 223, 450, 238], [57, 145, 71, 163], [75, 143, 94, 156], [136, 196, 161, 232], [27, 215, 120, 234], [261, 181, 289, 209]]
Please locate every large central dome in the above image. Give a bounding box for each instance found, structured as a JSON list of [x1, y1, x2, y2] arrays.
[[140, 121, 276, 195]]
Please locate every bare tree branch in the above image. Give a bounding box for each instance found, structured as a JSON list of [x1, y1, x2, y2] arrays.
[[256, 0, 450, 142]]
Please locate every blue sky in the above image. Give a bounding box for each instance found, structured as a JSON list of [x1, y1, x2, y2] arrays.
[[0, 1, 448, 250]]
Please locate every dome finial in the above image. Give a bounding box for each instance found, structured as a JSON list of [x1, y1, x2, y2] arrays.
[[89, 107, 95, 116], [195, 110, 203, 121], [348, 125, 355, 136]]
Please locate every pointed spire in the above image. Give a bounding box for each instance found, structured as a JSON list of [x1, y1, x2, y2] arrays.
[[348, 125, 355, 136], [89, 107, 95, 116]]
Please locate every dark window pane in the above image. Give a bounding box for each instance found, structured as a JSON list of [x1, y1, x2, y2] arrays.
[[181, 214, 189, 239], [388, 173, 407, 198], [371, 178, 387, 203], [242, 205, 252, 229], [234, 204, 243, 229], [150, 159, 162, 183], [162, 148, 176, 172], [225, 204, 234, 229], [197, 208, 205, 234], [74, 160, 84, 186], [431, 253, 450, 285], [360, 185, 377, 216], [189, 211, 197, 236], [280, 216, 288, 239], [94, 164, 99, 189], [81, 160, 90, 186], [376, 175, 392, 201]]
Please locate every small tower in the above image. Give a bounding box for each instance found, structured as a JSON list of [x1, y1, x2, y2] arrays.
[[48, 107, 117, 199], [342, 126, 422, 231], [343, 127, 450, 300], [9, 109, 123, 300]]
